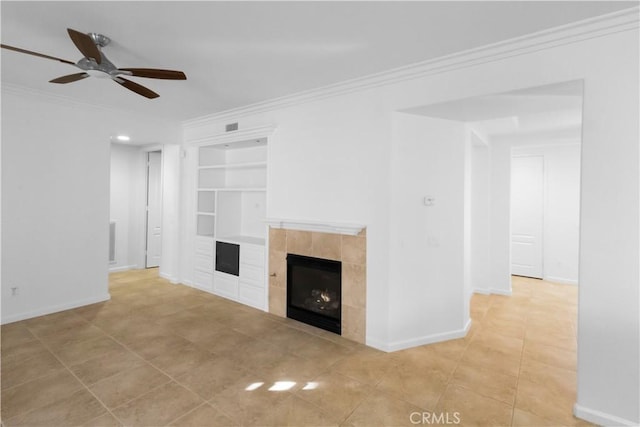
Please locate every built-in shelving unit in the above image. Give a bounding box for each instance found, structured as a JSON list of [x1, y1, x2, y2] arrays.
[[191, 127, 272, 310]]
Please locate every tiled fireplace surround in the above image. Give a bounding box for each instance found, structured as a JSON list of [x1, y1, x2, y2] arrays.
[[267, 227, 366, 344]]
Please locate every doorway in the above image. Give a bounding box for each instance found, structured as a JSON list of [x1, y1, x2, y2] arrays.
[[145, 150, 162, 268]]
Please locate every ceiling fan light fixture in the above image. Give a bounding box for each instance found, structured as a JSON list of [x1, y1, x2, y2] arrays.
[[116, 135, 130, 142]]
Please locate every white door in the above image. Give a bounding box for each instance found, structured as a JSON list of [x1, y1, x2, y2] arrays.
[[146, 151, 162, 268], [511, 155, 544, 278]]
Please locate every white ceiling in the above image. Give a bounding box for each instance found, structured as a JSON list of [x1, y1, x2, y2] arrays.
[[1, 1, 635, 122]]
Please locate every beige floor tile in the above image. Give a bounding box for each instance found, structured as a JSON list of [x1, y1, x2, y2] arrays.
[[461, 340, 522, 377], [295, 371, 371, 422], [124, 332, 194, 361], [1, 369, 84, 420], [198, 329, 253, 355], [80, 412, 123, 427], [22, 311, 87, 337], [522, 341, 576, 371], [169, 402, 238, 426], [112, 381, 203, 426], [175, 356, 248, 399], [50, 335, 126, 366], [3, 388, 106, 427], [148, 342, 216, 377], [435, 384, 513, 427], [0, 324, 37, 349], [332, 348, 393, 386], [69, 348, 146, 386], [450, 361, 518, 405], [36, 322, 106, 349], [291, 337, 356, 368], [208, 372, 292, 425], [1, 348, 65, 389], [88, 363, 172, 409], [342, 390, 425, 427], [262, 394, 341, 426], [0, 339, 48, 360], [376, 359, 451, 410]]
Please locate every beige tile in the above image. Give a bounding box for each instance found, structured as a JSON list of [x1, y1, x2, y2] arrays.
[[522, 341, 576, 371], [148, 342, 215, 377], [261, 354, 330, 387], [88, 363, 171, 409], [37, 322, 106, 349], [69, 348, 146, 386], [125, 332, 194, 360], [199, 329, 253, 355], [112, 381, 203, 426], [23, 310, 87, 337], [1, 370, 83, 420], [342, 304, 366, 344], [175, 356, 248, 399], [435, 384, 513, 427], [376, 358, 451, 410], [342, 263, 366, 308], [269, 285, 287, 317], [333, 348, 393, 386], [515, 359, 578, 425], [1, 324, 37, 349], [292, 335, 355, 368], [295, 371, 371, 422], [208, 372, 292, 425], [450, 361, 518, 405], [269, 249, 287, 288], [1, 348, 65, 389], [342, 389, 424, 427], [461, 340, 522, 377], [311, 232, 342, 261], [341, 235, 366, 265], [269, 227, 287, 252], [80, 412, 123, 427], [262, 394, 340, 426], [286, 230, 313, 256], [51, 335, 126, 365], [0, 339, 49, 361], [512, 408, 568, 426], [4, 388, 106, 427], [170, 403, 238, 427]]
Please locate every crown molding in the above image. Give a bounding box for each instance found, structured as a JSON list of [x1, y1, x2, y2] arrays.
[[185, 124, 276, 146], [183, 6, 639, 129]]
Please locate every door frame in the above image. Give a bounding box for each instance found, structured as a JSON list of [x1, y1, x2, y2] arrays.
[[139, 145, 164, 270]]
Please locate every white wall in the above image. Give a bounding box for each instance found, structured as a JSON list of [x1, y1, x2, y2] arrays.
[[159, 144, 181, 283], [470, 136, 491, 293], [1, 87, 181, 324], [512, 143, 581, 284], [180, 26, 638, 424], [388, 113, 468, 349], [109, 143, 143, 271]]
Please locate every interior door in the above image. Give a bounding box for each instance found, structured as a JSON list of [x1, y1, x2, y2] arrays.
[[511, 155, 544, 278], [146, 151, 162, 268]]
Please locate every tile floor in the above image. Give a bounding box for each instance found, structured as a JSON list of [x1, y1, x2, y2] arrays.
[[1, 270, 592, 426]]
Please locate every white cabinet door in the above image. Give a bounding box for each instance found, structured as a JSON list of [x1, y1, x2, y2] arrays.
[[511, 155, 544, 278]]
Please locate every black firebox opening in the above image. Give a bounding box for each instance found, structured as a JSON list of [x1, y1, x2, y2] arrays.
[[287, 253, 341, 335]]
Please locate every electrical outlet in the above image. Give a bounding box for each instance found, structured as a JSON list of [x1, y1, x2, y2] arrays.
[[10, 287, 19, 296]]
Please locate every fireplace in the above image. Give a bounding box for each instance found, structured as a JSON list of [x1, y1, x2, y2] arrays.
[[287, 254, 342, 335]]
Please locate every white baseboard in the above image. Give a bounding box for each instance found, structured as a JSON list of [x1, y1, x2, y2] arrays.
[[1, 294, 111, 325], [108, 264, 137, 273], [159, 271, 179, 284], [379, 319, 473, 352], [473, 288, 491, 295], [490, 287, 512, 296], [545, 276, 578, 286], [574, 403, 638, 426]]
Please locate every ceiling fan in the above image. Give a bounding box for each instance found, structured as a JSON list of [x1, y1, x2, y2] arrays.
[[1, 28, 187, 99]]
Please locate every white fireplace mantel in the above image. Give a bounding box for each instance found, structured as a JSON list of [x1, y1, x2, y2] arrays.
[[265, 218, 365, 236]]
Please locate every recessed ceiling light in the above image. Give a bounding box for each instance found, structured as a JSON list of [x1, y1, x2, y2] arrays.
[[116, 135, 130, 142]]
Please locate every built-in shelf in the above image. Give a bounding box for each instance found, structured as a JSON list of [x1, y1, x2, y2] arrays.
[[265, 218, 366, 236]]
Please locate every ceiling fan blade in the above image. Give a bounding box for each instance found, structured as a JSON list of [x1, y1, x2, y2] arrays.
[[49, 73, 90, 84], [67, 28, 101, 64], [114, 77, 159, 99], [118, 68, 187, 80], [1, 44, 75, 65]]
